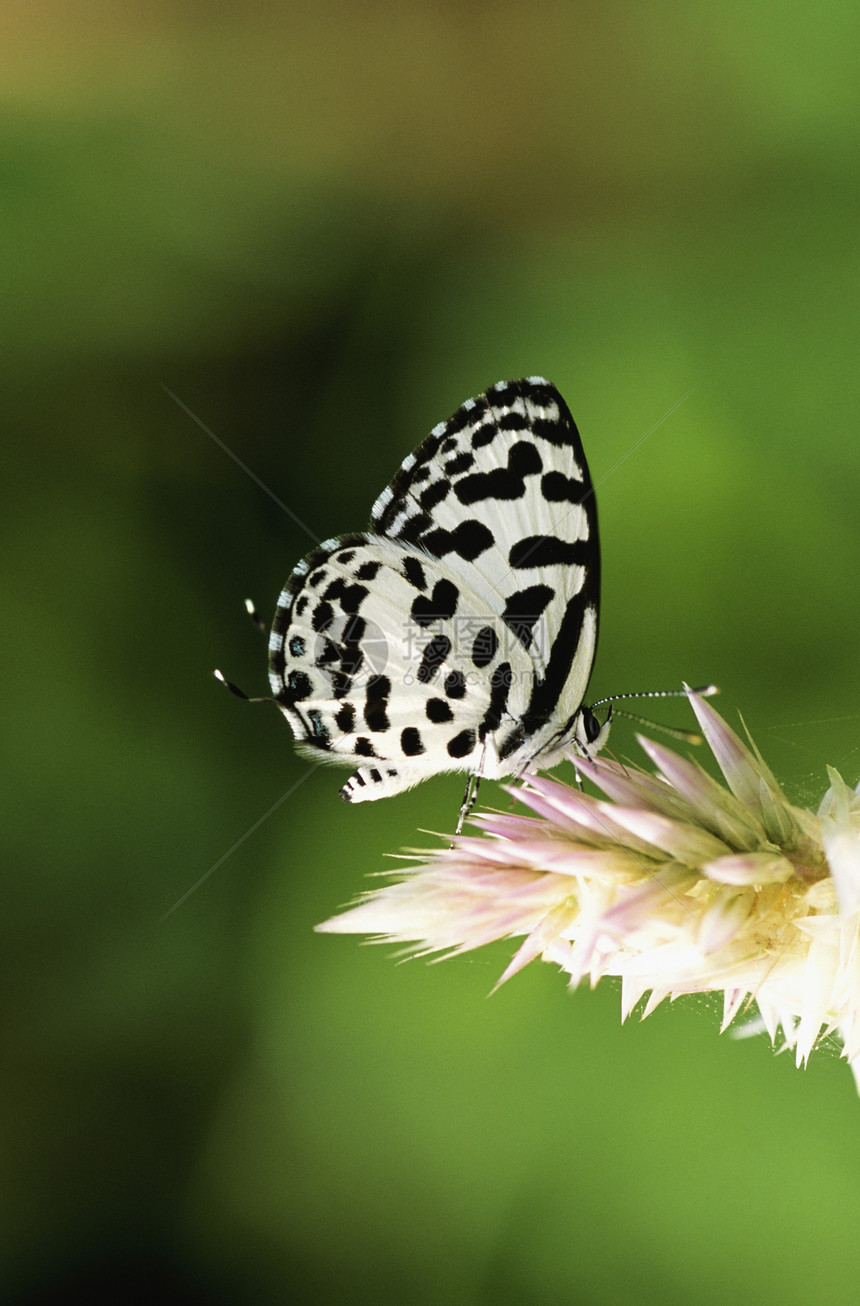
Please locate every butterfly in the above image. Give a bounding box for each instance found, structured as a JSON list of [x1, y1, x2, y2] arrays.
[[264, 377, 611, 824]]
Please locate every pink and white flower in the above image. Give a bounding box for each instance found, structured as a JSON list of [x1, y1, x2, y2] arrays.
[[319, 690, 860, 1089]]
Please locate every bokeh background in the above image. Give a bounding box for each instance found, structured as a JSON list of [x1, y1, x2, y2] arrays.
[[4, 2, 860, 1302]]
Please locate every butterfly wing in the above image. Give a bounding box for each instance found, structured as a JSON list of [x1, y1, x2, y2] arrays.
[[370, 377, 600, 767], [268, 536, 534, 801], [268, 377, 601, 803]]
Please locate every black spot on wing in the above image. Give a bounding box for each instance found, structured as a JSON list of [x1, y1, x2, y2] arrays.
[[443, 451, 474, 476], [364, 675, 391, 732], [501, 585, 554, 650], [385, 506, 432, 541], [402, 556, 427, 590], [329, 670, 352, 699], [479, 662, 512, 741], [312, 601, 334, 633], [354, 736, 378, 758], [426, 697, 454, 723], [285, 669, 312, 702], [339, 615, 366, 675], [420, 519, 493, 561], [317, 637, 340, 666], [334, 703, 355, 733], [419, 480, 449, 511], [323, 577, 369, 615], [529, 415, 573, 447], [447, 728, 476, 759], [356, 560, 381, 581], [541, 470, 583, 502], [411, 579, 459, 627], [508, 537, 590, 569], [471, 625, 498, 668], [417, 633, 451, 684], [288, 635, 306, 657], [455, 441, 542, 505], [401, 727, 425, 756], [444, 670, 467, 699], [497, 410, 527, 430], [471, 423, 497, 449], [307, 709, 331, 746]]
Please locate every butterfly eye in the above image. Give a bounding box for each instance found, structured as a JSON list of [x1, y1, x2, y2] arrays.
[[581, 706, 602, 744]]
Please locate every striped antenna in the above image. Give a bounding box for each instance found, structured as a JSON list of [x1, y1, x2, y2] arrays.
[[590, 684, 718, 745]]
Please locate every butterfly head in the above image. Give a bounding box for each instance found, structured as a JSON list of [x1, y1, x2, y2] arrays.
[[574, 703, 612, 758]]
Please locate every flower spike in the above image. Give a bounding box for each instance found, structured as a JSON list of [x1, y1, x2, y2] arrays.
[[319, 697, 860, 1090]]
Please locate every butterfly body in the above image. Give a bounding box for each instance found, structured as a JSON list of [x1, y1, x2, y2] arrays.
[[268, 377, 606, 804]]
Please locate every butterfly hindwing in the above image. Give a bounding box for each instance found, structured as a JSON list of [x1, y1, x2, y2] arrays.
[[268, 377, 602, 803], [268, 536, 536, 800]]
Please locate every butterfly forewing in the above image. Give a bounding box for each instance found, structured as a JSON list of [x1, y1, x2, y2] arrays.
[[268, 377, 601, 803]]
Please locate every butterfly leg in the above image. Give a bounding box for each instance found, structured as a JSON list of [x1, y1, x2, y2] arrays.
[[455, 740, 491, 835], [455, 771, 482, 836]]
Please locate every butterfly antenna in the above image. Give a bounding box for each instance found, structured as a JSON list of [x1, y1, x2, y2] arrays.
[[245, 598, 267, 635], [214, 669, 278, 706], [606, 709, 701, 744], [590, 684, 718, 745], [590, 683, 718, 709]]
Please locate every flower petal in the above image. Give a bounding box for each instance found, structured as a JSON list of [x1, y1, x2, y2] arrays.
[[603, 806, 732, 865], [573, 754, 697, 822], [698, 888, 754, 953], [495, 900, 579, 987], [820, 768, 860, 918], [702, 852, 796, 885], [684, 687, 798, 843], [515, 778, 662, 859], [637, 736, 768, 849]]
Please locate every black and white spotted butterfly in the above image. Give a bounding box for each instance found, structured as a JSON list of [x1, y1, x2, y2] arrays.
[[265, 377, 613, 824]]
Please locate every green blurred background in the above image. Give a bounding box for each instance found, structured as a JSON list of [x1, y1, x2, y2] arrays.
[[4, 2, 860, 1301]]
